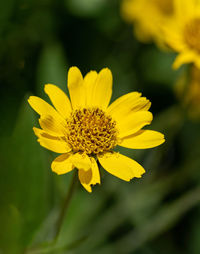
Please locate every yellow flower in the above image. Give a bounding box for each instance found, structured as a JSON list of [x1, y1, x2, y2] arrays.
[[163, 0, 200, 69], [121, 0, 174, 46], [175, 66, 200, 119], [28, 67, 165, 192]]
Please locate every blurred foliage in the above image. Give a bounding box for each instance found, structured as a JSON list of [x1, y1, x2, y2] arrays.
[[0, 0, 200, 254]]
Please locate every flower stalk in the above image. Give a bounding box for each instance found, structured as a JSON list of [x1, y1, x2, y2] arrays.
[[55, 170, 77, 240]]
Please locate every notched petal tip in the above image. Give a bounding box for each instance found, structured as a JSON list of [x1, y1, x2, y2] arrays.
[[136, 168, 146, 178], [160, 135, 166, 144], [85, 70, 98, 75], [119, 130, 165, 149], [98, 152, 145, 182]]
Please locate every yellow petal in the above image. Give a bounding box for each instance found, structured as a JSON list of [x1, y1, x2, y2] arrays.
[[90, 157, 101, 185], [119, 130, 165, 149], [71, 153, 92, 171], [98, 152, 145, 181], [163, 22, 185, 52], [107, 92, 151, 118], [89, 68, 112, 110], [83, 70, 98, 107], [44, 84, 72, 119], [78, 157, 100, 193], [67, 66, 85, 109], [28, 96, 63, 121], [175, 0, 196, 21], [107, 92, 141, 112], [78, 169, 93, 192], [173, 51, 196, 69], [51, 153, 74, 175], [39, 115, 65, 136], [33, 127, 71, 153], [28, 96, 65, 136], [116, 111, 153, 138]]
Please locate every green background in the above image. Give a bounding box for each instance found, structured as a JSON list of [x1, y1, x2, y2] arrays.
[[1, 0, 200, 253]]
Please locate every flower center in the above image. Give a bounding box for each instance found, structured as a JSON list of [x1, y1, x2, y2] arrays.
[[65, 108, 118, 155], [184, 18, 200, 53], [153, 0, 173, 15]]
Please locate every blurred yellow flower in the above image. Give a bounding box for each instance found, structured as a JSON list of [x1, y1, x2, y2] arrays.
[[163, 0, 200, 69], [176, 66, 200, 119], [121, 0, 174, 46], [28, 67, 165, 192]]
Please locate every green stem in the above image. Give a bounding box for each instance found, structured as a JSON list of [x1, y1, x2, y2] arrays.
[[55, 170, 77, 240]]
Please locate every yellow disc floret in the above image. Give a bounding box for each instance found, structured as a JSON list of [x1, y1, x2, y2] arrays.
[[65, 108, 118, 155]]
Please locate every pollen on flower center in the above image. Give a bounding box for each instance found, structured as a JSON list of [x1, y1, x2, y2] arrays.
[[65, 108, 118, 155], [153, 0, 173, 15], [184, 18, 200, 52]]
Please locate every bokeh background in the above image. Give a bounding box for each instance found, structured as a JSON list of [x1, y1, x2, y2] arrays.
[[1, 0, 200, 253]]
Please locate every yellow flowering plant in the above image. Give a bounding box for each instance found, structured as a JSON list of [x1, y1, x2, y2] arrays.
[[121, 0, 174, 47], [28, 67, 165, 193], [163, 0, 200, 69]]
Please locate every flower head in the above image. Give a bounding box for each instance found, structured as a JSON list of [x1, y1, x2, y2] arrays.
[[28, 67, 165, 192], [163, 0, 200, 69], [121, 0, 174, 46]]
